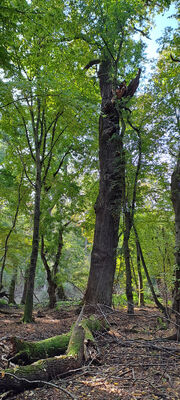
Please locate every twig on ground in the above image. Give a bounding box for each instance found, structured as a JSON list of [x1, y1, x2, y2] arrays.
[[2, 372, 77, 400]]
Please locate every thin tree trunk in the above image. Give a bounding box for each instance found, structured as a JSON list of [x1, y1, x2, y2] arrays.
[[21, 264, 29, 305], [0, 174, 23, 289], [133, 224, 166, 315], [171, 149, 180, 340], [23, 159, 42, 322], [123, 211, 134, 313], [136, 240, 145, 306], [122, 121, 142, 314], [8, 266, 18, 304], [41, 230, 63, 308]]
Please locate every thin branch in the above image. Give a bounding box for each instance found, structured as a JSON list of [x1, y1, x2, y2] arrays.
[[53, 149, 70, 178], [25, 97, 36, 142], [40, 236, 51, 281], [14, 104, 36, 162], [101, 36, 115, 61], [40, 106, 46, 157], [46, 110, 64, 136], [2, 372, 77, 400], [170, 53, 180, 62], [42, 125, 68, 184], [127, 119, 142, 218], [16, 148, 35, 188], [36, 97, 41, 148], [84, 59, 100, 70], [133, 26, 150, 38], [43, 148, 70, 191]]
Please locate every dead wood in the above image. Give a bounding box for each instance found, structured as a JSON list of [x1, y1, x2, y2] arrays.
[[0, 310, 107, 393]]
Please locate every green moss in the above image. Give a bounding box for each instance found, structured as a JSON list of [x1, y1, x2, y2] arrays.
[[13, 332, 71, 363]]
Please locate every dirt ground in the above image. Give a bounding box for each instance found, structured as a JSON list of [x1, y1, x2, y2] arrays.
[[0, 304, 180, 400]]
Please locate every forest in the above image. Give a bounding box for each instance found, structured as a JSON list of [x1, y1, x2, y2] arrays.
[[0, 0, 179, 399]]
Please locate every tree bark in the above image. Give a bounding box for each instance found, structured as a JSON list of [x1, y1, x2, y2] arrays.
[[84, 65, 142, 308], [23, 158, 42, 322], [136, 240, 145, 306], [8, 266, 18, 304], [0, 174, 23, 289], [171, 149, 180, 340], [21, 264, 29, 305], [123, 211, 134, 313], [41, 230, 63, 308], [0, 312, 106, 392], [84, 59, 124, 307], [133, 224, 166, 315]]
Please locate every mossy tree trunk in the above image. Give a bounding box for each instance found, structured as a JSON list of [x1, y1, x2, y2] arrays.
[[0, 311, 106, 393]]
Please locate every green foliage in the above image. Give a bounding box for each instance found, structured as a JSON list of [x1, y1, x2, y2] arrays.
[[0, 0, 178, 311]]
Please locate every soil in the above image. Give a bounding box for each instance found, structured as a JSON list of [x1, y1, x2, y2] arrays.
[[0, 304, 180, 400]]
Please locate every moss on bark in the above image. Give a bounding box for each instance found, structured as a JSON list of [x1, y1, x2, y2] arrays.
[[9, 332, 71, 364], [0, 313, 107, 393]]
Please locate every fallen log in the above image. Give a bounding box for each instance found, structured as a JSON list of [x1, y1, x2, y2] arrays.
[[0, 312, 107, 393], [8, 332, 71, 365]]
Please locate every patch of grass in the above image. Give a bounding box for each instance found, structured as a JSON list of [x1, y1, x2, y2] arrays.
[[56, 299, 82, 310], [0, 299, 8, 305]]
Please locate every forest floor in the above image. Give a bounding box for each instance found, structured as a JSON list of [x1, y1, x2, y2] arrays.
[[0, 304, 180, 400]]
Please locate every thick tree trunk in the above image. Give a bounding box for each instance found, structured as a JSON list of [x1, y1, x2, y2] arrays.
[[47, 280, 57, 309], [171, 150, 180, 340], [57, 283, 66, 300], [0, 312, 106, 392], [23, 160, 42, 322], [84, 60, 124, 307]]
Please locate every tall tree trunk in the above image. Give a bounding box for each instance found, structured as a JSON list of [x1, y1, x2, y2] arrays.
[[23, 160, 41, 322], [21, 264, 29, 305], [0, 174, 23, 289], [8, 266, 18, 304], [134, 224, 166, 314], [84, 60, 124, 307], [171, 149, 180, 340], [136, 240, 145, 306], [123, 211, 134, 313], [41, 230, 63, 308]]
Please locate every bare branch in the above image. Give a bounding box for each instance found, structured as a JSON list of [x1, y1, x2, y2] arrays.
[[170, 53, 180, 63], [84, 59, 100, 70], [2, 372, 77, 400], [14, 104, 36, 162], [133, 26, 150, 38]]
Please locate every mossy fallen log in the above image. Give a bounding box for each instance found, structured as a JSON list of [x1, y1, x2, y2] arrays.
[[8, 332, 71, 364], [0, 313, 107, 393]]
